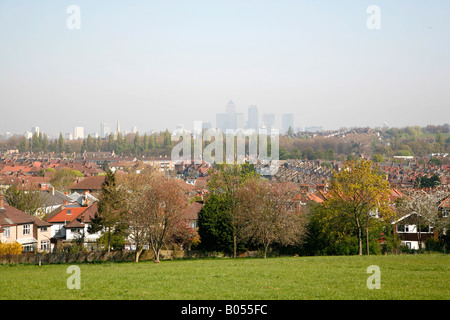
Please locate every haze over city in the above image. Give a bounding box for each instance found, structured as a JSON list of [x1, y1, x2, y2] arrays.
[[1, 1, 449, 137]]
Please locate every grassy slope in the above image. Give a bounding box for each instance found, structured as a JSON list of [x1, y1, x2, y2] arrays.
[[0, 254, 449, 300]]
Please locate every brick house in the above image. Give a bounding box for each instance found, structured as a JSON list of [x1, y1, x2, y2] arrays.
[[0, 195, 52, 252], [391, 212, 437, 250]]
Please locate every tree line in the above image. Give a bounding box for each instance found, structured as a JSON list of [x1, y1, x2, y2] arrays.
[[15, 130, 174, 156], [5, 124, 450, 161], [81, 160, 450, 259], [196, 160, 450, 257]]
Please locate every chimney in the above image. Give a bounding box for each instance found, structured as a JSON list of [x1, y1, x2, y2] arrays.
[[316, 184, 326, 192], [0, 193, 4, 209], [300, 192, 307, 203], [52, 187, 55, 195]]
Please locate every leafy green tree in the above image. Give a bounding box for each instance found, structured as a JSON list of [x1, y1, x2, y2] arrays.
[[31, 132, 42, 153], [86, 134, 95, 152], [57, 133, 66, 153], [93, 170, 128, 252], [50, 168, 83, 193], [4, 185, 48, 218], [108, 133, 115, 152], [435, 131, 445, 153], [429, 157, 442, 166], [414, 174, 441, 189], [142, 133, 149, 153], [163, 129, 172, 148], [197, 194, 234, 254], [372, 153, 384, 163], [301, 202, 360, 256], [134, 132, 142, 153], [206, 163, 259, 257], [41, 133, 49, 152], [287, 126, 294, 136], [325, 158, 394, 255], [18, 137, 28, 153]]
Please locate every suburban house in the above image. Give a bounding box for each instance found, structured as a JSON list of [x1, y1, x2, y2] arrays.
[[46, 206, 88, 240], [438, 194, 450, 218], [391, 212, 436, 250], [69, 191, 98, 207], [69, 175, 105, 195], [0, 196, 52, 253], [62, 203, 101, 250], [45, 203, 101, 250], [183, 201, 203, 229], [38, 187, 77, 216]]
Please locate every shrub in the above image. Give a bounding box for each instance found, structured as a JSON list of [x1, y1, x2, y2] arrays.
[[0, 242, 23, 255]]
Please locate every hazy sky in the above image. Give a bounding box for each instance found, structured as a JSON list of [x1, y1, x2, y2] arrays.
[[1, 0, 449, 137]]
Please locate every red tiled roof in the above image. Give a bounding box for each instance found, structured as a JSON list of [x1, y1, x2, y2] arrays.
[[80, 202, 98, 223], [439, 195, 450, 208], [64, 219, 85, 228], [70, 176, 105, 191], [47, 207, 88, 223], [183, 202, 203, 220]]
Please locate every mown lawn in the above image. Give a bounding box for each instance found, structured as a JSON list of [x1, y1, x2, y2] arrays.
[[0, 254, 448, 300]]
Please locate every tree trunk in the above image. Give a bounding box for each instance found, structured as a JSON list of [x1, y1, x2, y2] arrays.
[[107, 229, 111, 253], [417, 221, 422, 251], [153, 247, 160, 263], [233, 235, 237, 258], [356, 218, 363, 255], [366, 227, 370, 256], [135, 247, 143, 263], [263, 242, 269, 259]]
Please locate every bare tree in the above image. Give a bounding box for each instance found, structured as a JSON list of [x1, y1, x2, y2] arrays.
[[141, 174, 188, 263], [396, 188, 449, 250], [121, 173, 152, 262], [237, 178, 306, 259]]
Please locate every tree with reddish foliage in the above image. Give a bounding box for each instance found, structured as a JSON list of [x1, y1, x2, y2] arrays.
[[236, 178, 307, 259], [145, 174, 188, 262], [122, 172, 189, 262]]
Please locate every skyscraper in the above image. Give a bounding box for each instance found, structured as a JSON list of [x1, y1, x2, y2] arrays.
[[262, 113, 275, 130], [216, 100, 244, 132], [226, 100, 236, 114], [31, 126, 40, 136], [282, 113, 294, 134], [73, 126, 84, 140], [247, 105, 259, 130], [100, 123, 111, 138]]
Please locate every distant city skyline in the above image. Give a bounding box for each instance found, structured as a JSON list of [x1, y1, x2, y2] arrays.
[[1, 1, 449, 137]]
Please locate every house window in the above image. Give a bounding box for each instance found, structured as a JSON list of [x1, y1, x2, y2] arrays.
[[67, 209, 72, 215], [23, 224, 31, 235], [40, 227, 47, 232], [22, 244, 34, 252], [397, 225, 412, 233], [4, 227, 10, 238], [420, 225, 432, 233], [40, 240, 50, 252], [405, 242, 412, 249], [443, 209, 449, 218]]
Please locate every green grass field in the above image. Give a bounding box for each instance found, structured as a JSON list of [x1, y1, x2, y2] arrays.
[[0, 254, 449, 300]]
